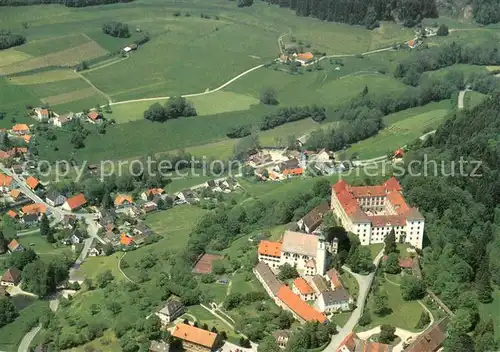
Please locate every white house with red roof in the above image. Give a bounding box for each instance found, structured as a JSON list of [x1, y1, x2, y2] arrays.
[[331, 177, 424, 249], [62, 193, 88, 212]]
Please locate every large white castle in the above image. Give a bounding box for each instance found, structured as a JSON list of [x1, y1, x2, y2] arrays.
[[258, 231, 328, 276], [331, 177, 424, 249]]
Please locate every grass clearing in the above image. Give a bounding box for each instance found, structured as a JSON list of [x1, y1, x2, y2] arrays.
[[67, 330, 122, 352], [186, 305, 240, 342], [17, 34, 91, 57], [347, 100, 451, 159], [361, 280, 424, 332], [368, 244, 385, 260], [72, 253, 123, 281], [8, 69, 80, 85], [464, 91, 487, 109], [43, 87, 97, 105], [0, 49, 33, 67], [110, 91, 260, 123], [480, 288, 500, 338]]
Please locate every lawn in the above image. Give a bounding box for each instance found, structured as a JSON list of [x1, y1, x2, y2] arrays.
[[17, 233, 75, 261], [110, 91, 260, 123], [360, 280, 424, 332], [346, 100, 451, 160], [331, 312, 352, 328], [341, 271, 359, 299], [71, 252, 124, 281], [0, 300, 49, 352], [464, 91, 487, 110], [479, 288, 500, 338], [368, 244, 385, 260], [186, 305, 240, 343], [420, 64, 489, 81], [121, 205, 207, 281]]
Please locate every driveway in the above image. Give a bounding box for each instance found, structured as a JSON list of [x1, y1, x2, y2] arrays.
[[324, 249, 385, 351]]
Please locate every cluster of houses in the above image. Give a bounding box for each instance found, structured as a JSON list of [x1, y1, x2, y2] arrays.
[[30, 107, 104, 127], [252, 148, 345, 181]]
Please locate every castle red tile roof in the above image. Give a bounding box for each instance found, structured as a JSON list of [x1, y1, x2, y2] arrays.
[[293, 277, 314, 295], [386, 191, 409, 214], [276, 285, 327, 323], [258, 240, 281, 257], [369, 214, 406, 227]]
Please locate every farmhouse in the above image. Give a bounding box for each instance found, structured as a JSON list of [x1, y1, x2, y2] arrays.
[[11, 124, 30, 135], [53, 113, 73, 127], [26, 176, 41, 191], [21, 203, 47, 215], [87, 111, 103, 124], [141, 188, 164, 201], [258, 231, 328, 275], [155, 299, 185, 325], [331, 177, 425, 249], [294, 52, 314, 65], [33, 108, 49, 121], [62, 193, 87, 212], [0, 173, 14, 192], [171, 323, 218, 352], [1, 267, 21, 286], [297, 202, 330, 234], [45, 190, 66, 207]]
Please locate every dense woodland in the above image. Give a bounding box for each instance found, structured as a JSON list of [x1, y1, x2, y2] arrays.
[[472, 0, 500, 25], [0, 0, 132, 6], [395, 42, 500, 86], [401, 94, 500, 351], [143, 97, 197, 122], [0, 30, 26, 50], [102, 21, 130, 38], [265, 0, 438, 27]]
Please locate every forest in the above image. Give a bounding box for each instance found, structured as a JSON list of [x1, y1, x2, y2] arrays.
[[472, 0, 500, 25], [0, 30, 26, 50], [265, 0, 438, 27], [102, 21, 131, 38], [401, 93, 500, 352]]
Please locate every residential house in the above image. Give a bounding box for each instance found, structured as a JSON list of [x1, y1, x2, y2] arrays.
[[53, 113, 73, 127], [114, 194, 133, 209], [89, 245, 104, 256], [149, 340, 170, 352], [171, 323, 218, 352], [292, 277, 316, 301], [205, 180, 221, 192], [1, 267, 22, 286], [326, 268, 343, 290], [7, 239, 23, 253], [87, 111, 103, 124], [26, 176, 41, 191], [337, 332, 393, 352], [0, 173, 14, 193], [62, 193, 87, 212], [126, 206, 142, 218], [315, 288, 352, 313], [141, 188, 164, 201], [276, 159, 300, 173], [22, 213, 39, 226], [273, 330, 290, 349], [120, 233, 135, 247], [174, 190, 198, 204], [34, 108, 49, 121], [133, 222, 152, 237], [247, 152, 272, 167], [11, 124, 30, 135], [45, 190, 66, 207], [297, 202, 330, 234], [63, 231, 83, 245], [21, 203, 47, 215], [142, 201, 158, 213], [404, 318, 449, 352], [7, 210, 18, 219], [62, 215, 77, 229], [23, 135, 32, 144], [12, 165, 23, 174], [155, 299, 185, 325]]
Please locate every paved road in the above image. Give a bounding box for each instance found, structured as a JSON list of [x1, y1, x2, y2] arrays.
[[458, 88, 471, 110], [324, 249, 385, 351]]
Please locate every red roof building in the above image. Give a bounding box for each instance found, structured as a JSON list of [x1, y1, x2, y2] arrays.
[[63, 193, 87, 211], [277, 285, 327, 323], [1, 267, 22, 286]]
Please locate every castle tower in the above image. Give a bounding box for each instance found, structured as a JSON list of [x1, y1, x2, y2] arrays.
[[316, 235, 327, 275]]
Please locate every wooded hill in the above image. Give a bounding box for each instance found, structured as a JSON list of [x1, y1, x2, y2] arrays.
[[401, 93, 500, 351]]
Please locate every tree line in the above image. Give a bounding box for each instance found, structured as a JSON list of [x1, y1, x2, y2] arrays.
[[0, 0, 133, 6], [473, 0, 500, 25], [0, 30, 26, 50], [400, 93, 500, 351], [265, 0, 438, 28], [144, 96, 197, 122], [226, 105, 327, 139], [102, 21, 130, 38], [394, 41, 500, 86]]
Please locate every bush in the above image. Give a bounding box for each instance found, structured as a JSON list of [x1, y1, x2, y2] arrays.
[[227, 125, 251, 139], [102, 21, 131, 38]]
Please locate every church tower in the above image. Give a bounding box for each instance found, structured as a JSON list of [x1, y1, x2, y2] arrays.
[[316, 235, 327, 275]]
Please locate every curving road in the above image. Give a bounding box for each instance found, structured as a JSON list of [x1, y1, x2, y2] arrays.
[[324, 249, 385, 351], [17, 298, 59, 352]]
